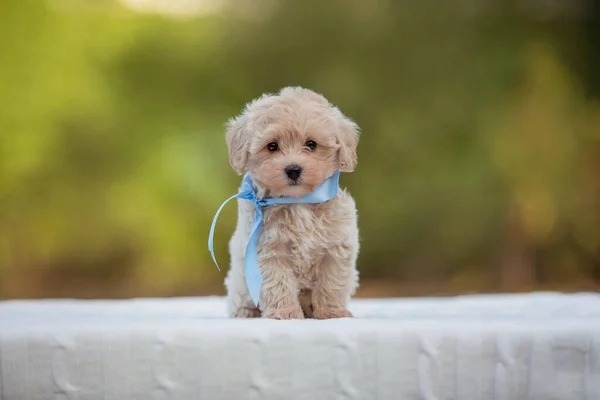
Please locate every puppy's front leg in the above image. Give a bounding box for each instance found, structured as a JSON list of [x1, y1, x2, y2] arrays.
[[312, 244, 356, 319], [259, 253, 304, 320]]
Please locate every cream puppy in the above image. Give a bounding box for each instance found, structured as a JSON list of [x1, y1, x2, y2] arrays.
[[224, 87, 359, 319]]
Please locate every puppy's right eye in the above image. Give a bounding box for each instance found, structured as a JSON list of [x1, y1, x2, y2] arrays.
[[267, 142, 279, 152]]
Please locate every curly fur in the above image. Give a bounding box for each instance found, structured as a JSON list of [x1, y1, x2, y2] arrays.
[[224, 87, 360, 319]]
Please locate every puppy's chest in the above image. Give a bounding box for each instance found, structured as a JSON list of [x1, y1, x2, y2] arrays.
[[260, 203, 330, 259]]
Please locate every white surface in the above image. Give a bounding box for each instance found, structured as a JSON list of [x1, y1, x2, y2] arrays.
[[1, 292, 600, 400]]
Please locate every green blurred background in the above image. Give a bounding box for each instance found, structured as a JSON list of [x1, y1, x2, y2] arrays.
[[1, 0, 599, 299]]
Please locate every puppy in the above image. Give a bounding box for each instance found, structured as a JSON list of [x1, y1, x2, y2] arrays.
[[224, 87, 360, 319]]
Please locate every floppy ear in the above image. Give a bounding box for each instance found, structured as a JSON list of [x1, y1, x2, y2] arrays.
[[225, 114, 250, 175], [336, 115, 360, 172]]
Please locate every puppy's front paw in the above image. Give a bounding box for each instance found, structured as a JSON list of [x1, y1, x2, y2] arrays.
[[313, 308, 353, 319], [262, 307, 305, 320], [231, 307, 261, 318]]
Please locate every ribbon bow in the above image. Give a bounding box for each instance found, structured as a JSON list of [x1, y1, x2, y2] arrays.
[[208, 170, 341, 306]]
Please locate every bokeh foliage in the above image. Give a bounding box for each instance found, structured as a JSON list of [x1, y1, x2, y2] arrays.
[[1, 0, 599, 298]]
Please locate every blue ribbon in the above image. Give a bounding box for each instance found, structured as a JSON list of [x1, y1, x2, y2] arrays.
[[209, 170, 341, 306]]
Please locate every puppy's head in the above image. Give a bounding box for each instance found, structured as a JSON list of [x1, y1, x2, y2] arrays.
[[226, 87, 359, 197]]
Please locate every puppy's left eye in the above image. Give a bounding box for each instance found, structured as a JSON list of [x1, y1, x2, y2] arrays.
[[305, 140, 317, 151]]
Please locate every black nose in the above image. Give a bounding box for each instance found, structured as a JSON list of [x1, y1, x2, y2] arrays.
[[285, 164, 303, 180]]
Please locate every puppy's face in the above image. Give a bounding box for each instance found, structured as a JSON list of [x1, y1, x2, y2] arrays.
[[248, 122, 340, 197], [226, 87, 359, 197]]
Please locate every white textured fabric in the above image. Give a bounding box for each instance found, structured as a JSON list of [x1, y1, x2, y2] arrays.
[[1, 292, 600, 400]]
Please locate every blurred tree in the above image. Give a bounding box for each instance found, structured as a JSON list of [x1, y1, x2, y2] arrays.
[[0, 0, 598, 298]]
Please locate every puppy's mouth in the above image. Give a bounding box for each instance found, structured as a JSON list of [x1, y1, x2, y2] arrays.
[[278, 178, 314, 198]]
